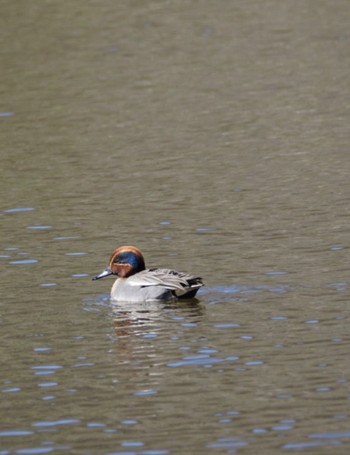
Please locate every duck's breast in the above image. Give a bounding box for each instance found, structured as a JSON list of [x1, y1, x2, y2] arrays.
[[111, 278, 174, 302]]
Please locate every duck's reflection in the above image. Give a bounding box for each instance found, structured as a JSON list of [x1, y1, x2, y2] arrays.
[[88, 298, 206, 393], [111, 299, 204, 338]]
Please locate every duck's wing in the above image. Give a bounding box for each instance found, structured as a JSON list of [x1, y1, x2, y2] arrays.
[[127, 268, 203, 293]]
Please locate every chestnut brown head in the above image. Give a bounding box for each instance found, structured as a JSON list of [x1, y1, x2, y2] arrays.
[[93, 245, 146, 280]]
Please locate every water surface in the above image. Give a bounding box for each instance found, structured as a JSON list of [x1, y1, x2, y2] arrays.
[[1, 1, 350, 454]]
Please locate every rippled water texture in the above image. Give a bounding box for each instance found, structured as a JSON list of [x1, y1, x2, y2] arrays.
[[1, 1, 350, 454]]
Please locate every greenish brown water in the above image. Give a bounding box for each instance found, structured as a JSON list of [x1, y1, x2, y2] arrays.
[[1, 1, 350, 454]]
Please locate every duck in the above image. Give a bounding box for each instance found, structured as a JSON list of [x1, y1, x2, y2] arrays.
[[93, 245, 203, 302]]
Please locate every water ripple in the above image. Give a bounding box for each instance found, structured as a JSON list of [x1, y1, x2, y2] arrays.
[[32, 419, 81, 427], [3, 207, 34, 213], [0, 430, 33, 437]]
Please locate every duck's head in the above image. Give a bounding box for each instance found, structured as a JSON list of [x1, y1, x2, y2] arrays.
[[93, 245, 146, 280]]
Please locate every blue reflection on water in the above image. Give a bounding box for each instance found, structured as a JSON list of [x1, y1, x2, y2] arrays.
[[3, 207, 34, 213], [32, 419, 81, 427]]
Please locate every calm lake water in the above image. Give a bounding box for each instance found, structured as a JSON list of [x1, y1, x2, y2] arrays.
[[1, 1, 350, 454]]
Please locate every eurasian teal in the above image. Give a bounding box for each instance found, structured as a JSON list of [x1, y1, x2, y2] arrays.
[[93, 245, 203, 302]]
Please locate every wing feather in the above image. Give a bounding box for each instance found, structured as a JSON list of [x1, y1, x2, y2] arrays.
[[127, 268, 203, 292]]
